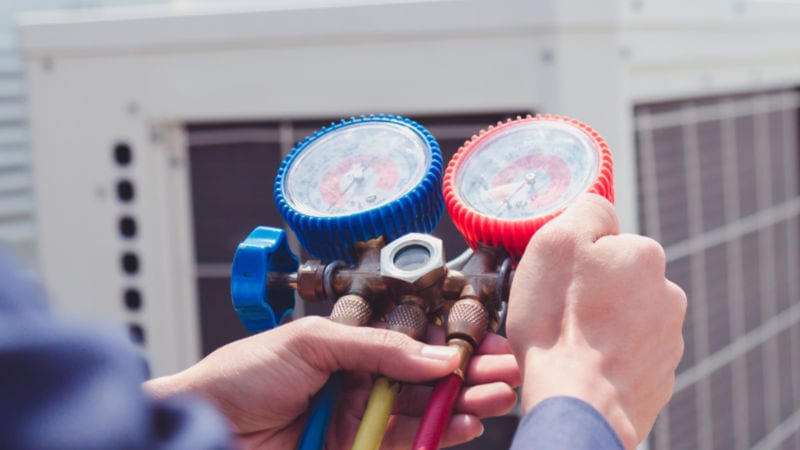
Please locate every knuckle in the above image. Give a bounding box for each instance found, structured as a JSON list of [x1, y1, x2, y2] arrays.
[[583, 192, 615, 213], [282, 316, 331, 366], [676, 289, 688, 318], [667, 281, 688, 320], [294, 315, 329, 337], [583, 193, 619, 226], [636, 237, 666, 272], [673, 335, 686, 366], [368, 329, 414, 375], [527, 224, 578, 255], [373, 327, 410, 351], [296, 316, 340, 347]]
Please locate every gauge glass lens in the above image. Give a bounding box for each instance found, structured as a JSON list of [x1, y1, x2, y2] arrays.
[[455, 121, 599, 220], [284, 122, 430, 217]]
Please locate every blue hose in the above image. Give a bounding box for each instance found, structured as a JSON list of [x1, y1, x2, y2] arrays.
[[297, 372, 343, 450]]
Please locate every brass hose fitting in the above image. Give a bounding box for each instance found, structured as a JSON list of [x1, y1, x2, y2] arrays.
[[387, 296, 428, 341], [446, 298, 489, 378], [330, 293, 372, 327]]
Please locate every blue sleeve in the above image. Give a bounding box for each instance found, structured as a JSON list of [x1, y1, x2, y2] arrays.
[[0, 250, 234, 450], [510, 396, 625, 450]]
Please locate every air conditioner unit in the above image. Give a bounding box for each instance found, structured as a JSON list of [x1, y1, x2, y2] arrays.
[[20, 1, 800, 449]]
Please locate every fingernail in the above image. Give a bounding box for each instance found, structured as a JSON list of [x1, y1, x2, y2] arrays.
[[421, 345, 459, 361], [477, 422, 485, 437]]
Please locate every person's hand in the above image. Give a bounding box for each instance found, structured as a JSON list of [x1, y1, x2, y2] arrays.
[[506, 194, 686, 449], [144, 316, 519, 450]]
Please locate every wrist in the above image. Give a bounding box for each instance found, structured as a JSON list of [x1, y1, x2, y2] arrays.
[[521, 349, 638, 449]]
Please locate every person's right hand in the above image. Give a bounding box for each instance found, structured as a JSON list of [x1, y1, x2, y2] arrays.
[[506, 193, 686, 449]]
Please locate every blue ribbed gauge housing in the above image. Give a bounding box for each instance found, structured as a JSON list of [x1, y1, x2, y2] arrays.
[[275, 115, 443, 263]]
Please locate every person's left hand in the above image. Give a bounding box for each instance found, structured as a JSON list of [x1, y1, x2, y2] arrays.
[[144, 316, 520, 450]]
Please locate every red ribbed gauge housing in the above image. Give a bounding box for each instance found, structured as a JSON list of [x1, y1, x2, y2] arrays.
[[443, 114, 614, 261]]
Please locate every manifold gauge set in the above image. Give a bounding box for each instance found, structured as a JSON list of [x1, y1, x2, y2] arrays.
[[229, 114, 614, 450]]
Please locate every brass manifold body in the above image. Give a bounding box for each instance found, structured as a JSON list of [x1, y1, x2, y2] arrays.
[[267, 233, 514, 374]]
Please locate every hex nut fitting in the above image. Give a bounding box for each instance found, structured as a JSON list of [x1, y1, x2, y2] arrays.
[[296, 260, 326, 302], [380, 233, 446, 290]]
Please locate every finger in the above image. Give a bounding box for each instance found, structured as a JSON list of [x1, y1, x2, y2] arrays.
[[438, 415, 485, 449], [476, 333, 512, 355], [393, 382, 516, 418], [532, 193, 620, 247], [424, 326, 510, 354], [465, 354, 521, 387], [285, 317, 459, 383], [370, 320, 444, 343], [594, 233, 666, 279], [375, 313, 511, 350], [455, 382, 517, 418], [381, 414, 483, 450]]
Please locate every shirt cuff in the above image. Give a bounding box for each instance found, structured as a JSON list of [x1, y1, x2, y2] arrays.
[[509, 396, 625, 450]]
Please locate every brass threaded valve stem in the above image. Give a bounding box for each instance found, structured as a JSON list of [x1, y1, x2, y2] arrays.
[[387, 297, 428, 341], [448, 338, 474, 379], [446, 298, 489, 378], [447, 298, 489, 347], [330, 294, 373, 327]]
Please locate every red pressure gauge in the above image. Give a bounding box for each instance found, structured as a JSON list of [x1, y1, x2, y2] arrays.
[[443, 115, 614, 261]]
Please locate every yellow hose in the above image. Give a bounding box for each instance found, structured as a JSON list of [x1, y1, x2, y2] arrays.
[[351, 376, 400, 450]]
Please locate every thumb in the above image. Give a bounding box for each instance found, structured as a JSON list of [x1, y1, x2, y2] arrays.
[[285, 317, 460, 383], [538, 193, 619, 244]]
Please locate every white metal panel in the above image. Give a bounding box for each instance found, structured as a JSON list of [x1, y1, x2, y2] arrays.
[[139, 36, 544, 121], [623, 27, 800, 103], [23, 52, 201, 374], [0, 0, 170, 267], [18, 1, 548, 55], [620, 0, 800, 23], [617, 0, 800, 103]]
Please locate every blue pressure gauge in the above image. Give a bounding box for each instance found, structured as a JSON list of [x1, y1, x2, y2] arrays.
[[275, 115, 444, 263]]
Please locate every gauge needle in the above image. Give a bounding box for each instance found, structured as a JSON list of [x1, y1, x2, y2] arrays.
[[328, 155, 378, 212], [496, 172, 536, 214]]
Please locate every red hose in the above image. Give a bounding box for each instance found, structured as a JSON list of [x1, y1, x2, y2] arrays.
[[412, 373, 463, 450]]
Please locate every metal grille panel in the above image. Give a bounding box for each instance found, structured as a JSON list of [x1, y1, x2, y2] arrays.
[[637, 89, 800, 450]]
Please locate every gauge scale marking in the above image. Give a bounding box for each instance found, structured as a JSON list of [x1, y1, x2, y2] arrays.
[[284, 122, 431, 217], [455, 121, 600, 220]]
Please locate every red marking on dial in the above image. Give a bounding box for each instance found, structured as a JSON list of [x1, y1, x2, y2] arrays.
[[491, 153, 571, 212], [319, 154, 398, 206]]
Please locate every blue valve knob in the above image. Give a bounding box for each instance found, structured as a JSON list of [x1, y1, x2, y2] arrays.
[[230, 226, 299, 333]]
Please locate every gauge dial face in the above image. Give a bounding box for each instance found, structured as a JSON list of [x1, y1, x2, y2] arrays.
[[283, 122, 431, 217], [455, 121, 600, 220]]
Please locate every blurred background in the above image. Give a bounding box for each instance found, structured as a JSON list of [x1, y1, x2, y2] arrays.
[[2, 0, 800, 448]]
